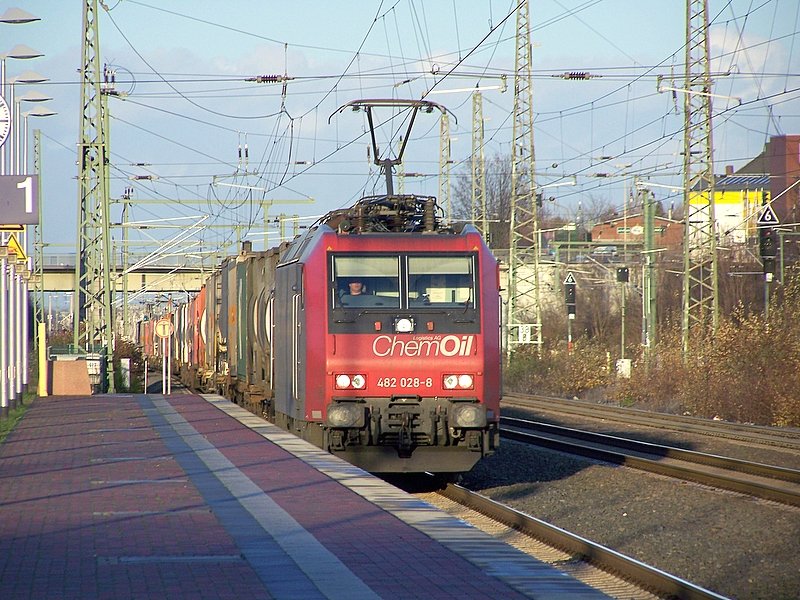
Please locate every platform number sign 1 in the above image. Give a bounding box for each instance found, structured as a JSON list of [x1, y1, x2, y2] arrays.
[[0, 175, 39, 225]]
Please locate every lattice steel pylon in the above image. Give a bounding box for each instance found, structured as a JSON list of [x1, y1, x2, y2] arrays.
[[506, 0, 542, 358], [681, 0, 718, 357], [438, 113, 451, 222], [471, 91, 488, 241], [74, 0, 115, 391], [33, 129, 44, 342]]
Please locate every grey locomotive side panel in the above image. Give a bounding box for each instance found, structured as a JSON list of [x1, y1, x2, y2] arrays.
[[274, 263, 305, 420]]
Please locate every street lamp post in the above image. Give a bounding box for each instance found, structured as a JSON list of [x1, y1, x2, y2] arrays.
[[21, 108, 55, 390], [0, 43, 43, 177], [7, 92, 51, 399], [0, 9, 42, 413]]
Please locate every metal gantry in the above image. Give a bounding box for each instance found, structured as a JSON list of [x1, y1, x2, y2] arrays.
[[640, 183, 657, 355], [74, 0, 115, 391], [506, 0, 542, 357], [32, 128, 44, 342], [438, 112, 451, 222], [681, 0, 719, 357], [471, 91, 488, 241]]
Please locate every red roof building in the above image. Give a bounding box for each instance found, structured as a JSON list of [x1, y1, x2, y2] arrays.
[[591, 213, 683, 251]]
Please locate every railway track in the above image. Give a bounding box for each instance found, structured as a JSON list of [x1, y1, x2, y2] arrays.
[[503, 393, 800, 450], [418, 482, 725, 600], [499, 415, 800, 507]]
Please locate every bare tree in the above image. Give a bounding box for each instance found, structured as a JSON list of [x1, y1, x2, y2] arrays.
[[452, 153, 513, 249], [578, 193, 621, 230]]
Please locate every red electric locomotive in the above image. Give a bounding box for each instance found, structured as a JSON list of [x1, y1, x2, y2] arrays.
[[269, 194, 501, 473]]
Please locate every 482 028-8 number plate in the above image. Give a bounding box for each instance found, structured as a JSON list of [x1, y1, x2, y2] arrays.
[[375, 377, 433, 389]]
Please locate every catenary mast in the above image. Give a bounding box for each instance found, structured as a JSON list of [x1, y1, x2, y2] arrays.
[[74, 0, 115, 391], [506, 0, 542, 357], [681, 0, 719, 356], [471, 91, 488, 240]]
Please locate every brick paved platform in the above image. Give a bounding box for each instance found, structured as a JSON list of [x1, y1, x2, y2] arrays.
[[0, 393, 608, 599]]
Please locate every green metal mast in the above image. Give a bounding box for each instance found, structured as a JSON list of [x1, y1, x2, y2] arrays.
[[506, 0, 542, 357], [471, 91, 488, 241], [641, 182, 657, 355], [681, 0, 718, 357], [438, 112, 451, 222], [33, 129, 44, 344], [74, 0, 115, 391]]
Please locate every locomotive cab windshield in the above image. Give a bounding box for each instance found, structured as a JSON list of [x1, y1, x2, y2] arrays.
[[330, 254, 478, 315], [334, 256, 400, 308]]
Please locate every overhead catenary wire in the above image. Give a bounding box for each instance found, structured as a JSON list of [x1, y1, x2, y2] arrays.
[[72, 0, 798, 257]]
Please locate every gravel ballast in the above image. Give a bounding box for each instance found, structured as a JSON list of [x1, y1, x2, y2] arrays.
[[460, 440, 800, 599]]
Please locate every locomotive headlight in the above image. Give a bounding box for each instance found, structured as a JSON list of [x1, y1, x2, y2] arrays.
[[335, 373, 367, 389], [393, 317, 415, 333], [450, 403, 486, 428], [327, 403, 364, 428], [457, 374, 474, 389], [443, 375, 459, 390], [443, 374, 474, 390]]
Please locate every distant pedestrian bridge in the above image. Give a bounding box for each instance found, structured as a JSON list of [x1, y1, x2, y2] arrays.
[[41, 254, 210, 293]]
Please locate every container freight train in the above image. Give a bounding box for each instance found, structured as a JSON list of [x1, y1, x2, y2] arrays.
[[144, 195, 502, 474], [148, 95, 502, 474]]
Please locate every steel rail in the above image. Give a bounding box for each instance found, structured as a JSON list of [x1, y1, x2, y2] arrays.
[[499, 423, 800, 507], [502, 393, 800, 449], [502, 416, 800, 484], [439, 483, 727, 600]]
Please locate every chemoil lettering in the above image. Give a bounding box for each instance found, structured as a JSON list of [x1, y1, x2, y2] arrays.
[[372, 335, 474, 357]]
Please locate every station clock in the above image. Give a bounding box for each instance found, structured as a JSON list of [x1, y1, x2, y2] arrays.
[[0, 94, 10, 148]]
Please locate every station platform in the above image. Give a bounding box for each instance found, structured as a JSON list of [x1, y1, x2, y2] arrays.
[[0, 392, 608, 599]]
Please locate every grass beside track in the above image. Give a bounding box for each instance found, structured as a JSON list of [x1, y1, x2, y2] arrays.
[[0, 393, 35, 444]]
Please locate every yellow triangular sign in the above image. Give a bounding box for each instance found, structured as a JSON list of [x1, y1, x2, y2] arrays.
[[6, 234, 27, 261]]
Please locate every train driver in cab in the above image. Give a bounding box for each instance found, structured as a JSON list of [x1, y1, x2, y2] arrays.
[[347, 279, 365, 296]]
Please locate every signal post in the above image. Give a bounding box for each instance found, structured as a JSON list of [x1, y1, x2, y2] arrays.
[[757, 204, 779, 319], [154, 317, 174, 395], [564, 272, 576, 353]]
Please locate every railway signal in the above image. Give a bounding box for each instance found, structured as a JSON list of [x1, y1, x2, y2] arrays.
[[756, 204, 781, 316], [757, 204, 780, 280], [155, 318, 173, 395], [564, 272, 576, 352], [758, 227, 777, 258], [759, 227, 778, 280], [564, 271, 576, 314]]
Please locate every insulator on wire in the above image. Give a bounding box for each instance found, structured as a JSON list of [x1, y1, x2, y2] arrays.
[[556, 71, 597, 80]]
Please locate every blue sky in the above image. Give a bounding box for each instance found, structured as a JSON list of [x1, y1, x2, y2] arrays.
[[4, 1, 799, 259]]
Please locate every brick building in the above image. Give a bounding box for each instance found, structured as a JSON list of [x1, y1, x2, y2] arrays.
[[591, 213, 683, 250], [737, 134, 800, 226]]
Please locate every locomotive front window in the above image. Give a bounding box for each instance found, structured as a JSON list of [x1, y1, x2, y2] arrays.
[[408, 256, 476, 308], [332, 256, 400, 308]]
